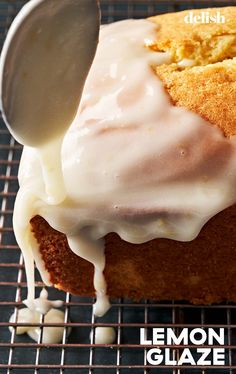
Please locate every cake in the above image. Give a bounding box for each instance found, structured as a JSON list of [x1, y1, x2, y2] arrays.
[[13, 7, 236, 314]]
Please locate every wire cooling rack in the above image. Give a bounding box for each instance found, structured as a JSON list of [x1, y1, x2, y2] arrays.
[[1, 0, 236, 373]]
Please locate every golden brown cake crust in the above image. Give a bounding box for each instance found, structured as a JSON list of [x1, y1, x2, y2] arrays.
[[149, 7, 236, 65], [149, 8, 236, 137], [155, 60, 236, 137], [31, 204, 236, 304]]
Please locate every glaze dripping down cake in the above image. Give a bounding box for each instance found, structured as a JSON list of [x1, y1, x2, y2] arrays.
[[14, 7, 236, 313]]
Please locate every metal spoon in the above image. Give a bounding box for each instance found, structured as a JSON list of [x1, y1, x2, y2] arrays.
[[0, 0, 100, 202], [0, 0, 100, 146]]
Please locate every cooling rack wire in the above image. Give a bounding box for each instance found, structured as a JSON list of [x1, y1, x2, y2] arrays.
[[0, 0, 236, 373]]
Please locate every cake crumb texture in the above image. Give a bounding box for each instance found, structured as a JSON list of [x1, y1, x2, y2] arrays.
[[149, 7, 236, 66], [31, 204, 236, 304], [149, 8, 236, 136]]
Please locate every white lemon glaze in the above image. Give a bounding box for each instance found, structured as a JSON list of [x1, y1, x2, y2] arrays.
[[94, 327, 116, 344], [13, 19, 236, 321], [9, 289, 68, 344], [10, 308, 67, 344]]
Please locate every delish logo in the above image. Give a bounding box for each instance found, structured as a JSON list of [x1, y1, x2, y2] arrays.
[[184, 11, 225, 24]]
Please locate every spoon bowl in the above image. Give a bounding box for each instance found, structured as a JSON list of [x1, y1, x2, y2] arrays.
[[0, 0, 100, 147]]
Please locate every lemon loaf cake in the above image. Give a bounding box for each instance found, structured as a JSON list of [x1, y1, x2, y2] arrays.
[[13, 7, 236, 312]]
